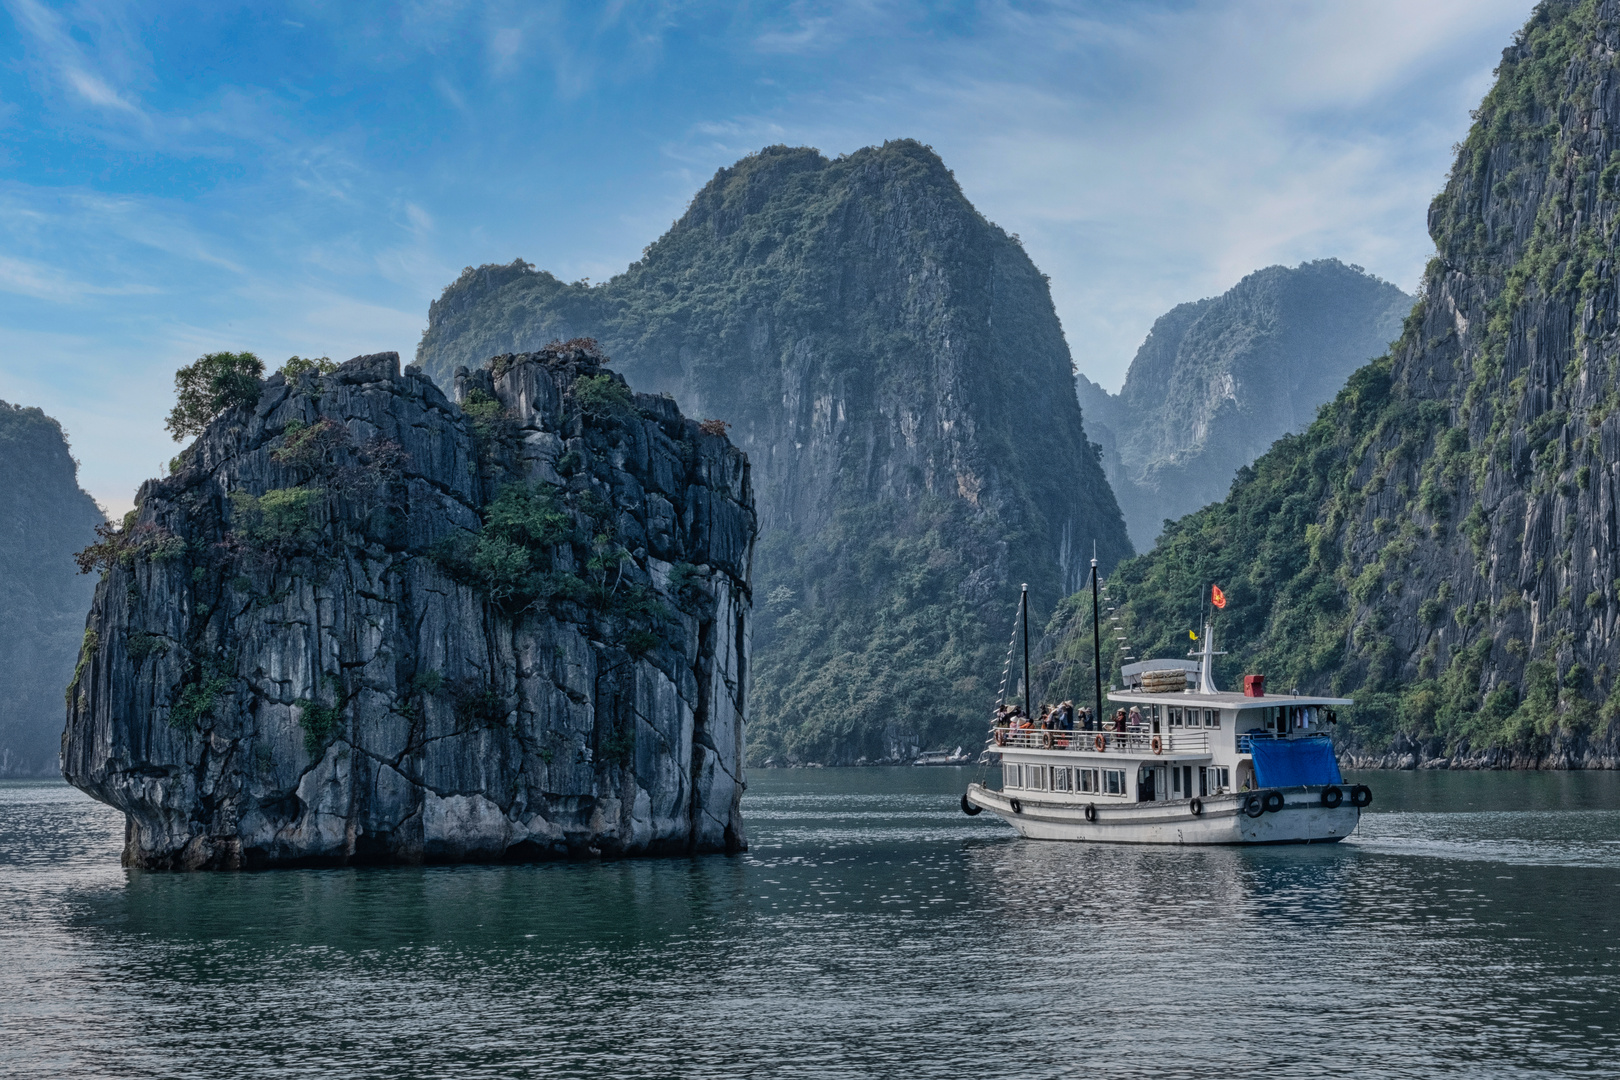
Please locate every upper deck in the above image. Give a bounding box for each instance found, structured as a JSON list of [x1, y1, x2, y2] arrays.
[[1106, 689, 1352, 710]]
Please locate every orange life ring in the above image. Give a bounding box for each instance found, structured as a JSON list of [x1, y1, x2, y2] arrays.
[[1040, 731, 1054, 749], [1151, 735, 1163, 755], [994, 729, 1008, 747], [1094, 732, 1106, 752]]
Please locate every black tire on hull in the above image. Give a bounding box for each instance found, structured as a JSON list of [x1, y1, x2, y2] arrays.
[[961, 793, 982, 816], [1084, 803, 1097, 822], [1350, 785, 1373, 808], [1320, 785, 1343, 809], [1262, 791, 1285, 814], [1010, 798, 1023, 814], [1189, 797, 1203, 816]]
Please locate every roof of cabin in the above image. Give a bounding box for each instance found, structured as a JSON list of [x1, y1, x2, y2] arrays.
[[1105, 690, 1352, 709]]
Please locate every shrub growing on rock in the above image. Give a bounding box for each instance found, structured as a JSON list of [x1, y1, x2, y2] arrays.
[[165, 352, 265, 440]]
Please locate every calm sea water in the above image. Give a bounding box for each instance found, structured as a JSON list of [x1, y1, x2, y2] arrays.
[[2, 768, 1618, 1079]]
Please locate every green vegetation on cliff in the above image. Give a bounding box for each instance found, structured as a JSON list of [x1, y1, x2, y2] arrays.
[[1045, 0, 1620, 765], [418, 140, 1131, 762]]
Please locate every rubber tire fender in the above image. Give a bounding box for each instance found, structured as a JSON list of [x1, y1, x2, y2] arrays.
[[1262, 790, 1285, 814], [1188, 797, 1203, 817], [1350, 785, 1373, 808], [1243, 793, 1266, 818], [1009, 798, 1023, 815], [1084, 803, 1097, 823], [1320, 785, 1344, 809], [961, 793, 982, 816]]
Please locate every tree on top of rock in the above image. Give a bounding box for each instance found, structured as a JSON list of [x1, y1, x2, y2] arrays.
[[165, 352, 264, 441]]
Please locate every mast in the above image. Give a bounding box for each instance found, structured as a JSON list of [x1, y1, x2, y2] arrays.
[[1020, 583, 1030, 717], [1090, 556, 1102, 726]]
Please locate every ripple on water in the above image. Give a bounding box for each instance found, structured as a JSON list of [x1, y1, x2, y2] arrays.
[[0, 769, 1617, 1079]]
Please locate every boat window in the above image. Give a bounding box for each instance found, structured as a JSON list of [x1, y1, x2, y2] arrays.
[[1171, 767, 1180, 794], [1028, 766, 1047, 791], [1198, 766, 1208, 797], [1104, 769, 1125, 796], [1003, 763, 1022, 789], [1211, 767, 1230, 793], [1078, 768, 1098, 793], [1205, 709, 1219, 728], [1053, 768, 1072, 792]]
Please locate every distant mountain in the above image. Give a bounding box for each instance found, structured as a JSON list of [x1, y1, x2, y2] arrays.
[[1043, 0, 1620, 768], [0, 402, 103, 775], [418, 140, 1132, 762], [1077, 260, 1411, 547]]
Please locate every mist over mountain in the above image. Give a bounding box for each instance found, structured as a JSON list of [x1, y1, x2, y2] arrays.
[[1077, 259, 1411, 548], [418, 140, 1131, 762], [0, 402, 104, 776], [1043, 0, 1620, 768]]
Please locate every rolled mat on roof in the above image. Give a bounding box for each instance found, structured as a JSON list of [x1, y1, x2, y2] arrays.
[[1250, 738, 1343, 788]]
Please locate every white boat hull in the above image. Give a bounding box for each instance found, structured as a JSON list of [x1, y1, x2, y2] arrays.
[[964, 783, 1358, 845]]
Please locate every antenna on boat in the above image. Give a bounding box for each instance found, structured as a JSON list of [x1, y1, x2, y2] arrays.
[[1021, 583, 1031, 718], [1090, 545, 1102, 729], [1189, 619, 1227, 695]]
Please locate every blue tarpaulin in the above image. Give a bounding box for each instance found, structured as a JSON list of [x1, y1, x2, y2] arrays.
[[1251, 737, 1342, 788]]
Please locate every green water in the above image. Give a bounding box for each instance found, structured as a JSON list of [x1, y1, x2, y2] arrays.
[[2, 768, 1618, 1078]]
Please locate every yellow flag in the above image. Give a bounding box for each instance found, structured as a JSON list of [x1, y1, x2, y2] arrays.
[[1189, 630, 1198, 641]]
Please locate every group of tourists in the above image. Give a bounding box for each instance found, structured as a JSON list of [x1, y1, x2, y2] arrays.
[[994, 701, 1095, 732]]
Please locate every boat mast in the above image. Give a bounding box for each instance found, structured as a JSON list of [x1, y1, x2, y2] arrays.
[[1021, 583, 1030, 717], [1090, 555, 1102, 727]]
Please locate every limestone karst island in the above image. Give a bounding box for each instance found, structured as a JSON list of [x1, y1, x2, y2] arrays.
[[3, 1, 1620, 1076]]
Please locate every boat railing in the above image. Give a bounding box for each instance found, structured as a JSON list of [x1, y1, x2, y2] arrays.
[[990, 727, 1210, 754]]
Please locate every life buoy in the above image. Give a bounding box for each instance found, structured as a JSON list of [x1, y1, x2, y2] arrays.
[[960, 793, 982, 816], [1084, 803, 1097, 822], [994, 729, 1008, 747], [1262, 791, 1285, 814], [1094, 733, 1106, 752], [1150, 735, 1163, 755], [1349, 785, 1373, 808], [1189, 797, 1203, 816], [1320, 785, 1344, 809], [1243, 793, 1265, 818], [1040, 730, 1054, 749], [1009, 798, 1023, 815]]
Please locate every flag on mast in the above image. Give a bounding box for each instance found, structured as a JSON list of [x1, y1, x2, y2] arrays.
[[1211, 584, 1227, 609]]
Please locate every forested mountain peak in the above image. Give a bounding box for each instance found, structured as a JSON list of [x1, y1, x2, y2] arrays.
[[419, 139, 1131, 762], [1077, 258, 1410, 547], [1046, 0, 1620, 767]]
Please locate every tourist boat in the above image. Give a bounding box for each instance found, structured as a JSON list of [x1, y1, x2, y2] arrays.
[[960, 567, 1369, 844], [913, 747, 971, 766]]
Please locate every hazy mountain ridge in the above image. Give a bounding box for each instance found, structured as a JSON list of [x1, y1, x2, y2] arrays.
[[0, 401, 104, 776], [1078, 260, 1412, 547], [418, 140, 1132, 762], [1042, 0, 1620, 768]]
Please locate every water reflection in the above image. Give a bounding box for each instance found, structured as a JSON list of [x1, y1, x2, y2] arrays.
[[2, 768, 1618, 1079]]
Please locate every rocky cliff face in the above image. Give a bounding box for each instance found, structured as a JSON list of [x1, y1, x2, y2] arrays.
[[1076, 260, 1410, 547], [0, 401, 104, 776], [1046, 1, 1620, 767], [63, 345, 754, 868], [417, 140, 1131, 763]]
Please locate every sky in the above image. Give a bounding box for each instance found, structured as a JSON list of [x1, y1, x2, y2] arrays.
[[0, 0, 1533, 517]]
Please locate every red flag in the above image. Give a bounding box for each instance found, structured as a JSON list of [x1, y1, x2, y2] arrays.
[[1211, 584, 1227, 609]]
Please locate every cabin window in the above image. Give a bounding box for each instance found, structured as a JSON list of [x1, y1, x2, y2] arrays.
[[1053, 768, 1072, 792], [1104, 769, 1125, 796], [1211, 767, 1231, 793], [1028, 766, 1047, 791], [1169, 706, 1182, 727], [1078, 768, 1099, 793], [1150, 705, 1161, 725], [1198, 766, 1208, 797], [1205, 709, 1219, 728], [1003, 763, 1022, 789], [1171, 768, 1180, 794]]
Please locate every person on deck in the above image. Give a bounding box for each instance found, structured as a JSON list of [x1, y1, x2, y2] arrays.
[[1113, 709, 1127, 733], [1128, 706, 1143, 732]]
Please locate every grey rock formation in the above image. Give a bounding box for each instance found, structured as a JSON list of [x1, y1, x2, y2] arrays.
[[0, 401, 103, 776], [1078, 260, 1410, 547], [414, 141, 1131, 762], [63, 346, 753, 868]]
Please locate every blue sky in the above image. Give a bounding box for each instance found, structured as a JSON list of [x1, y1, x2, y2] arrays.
[[0, 0, 1531, 516]]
